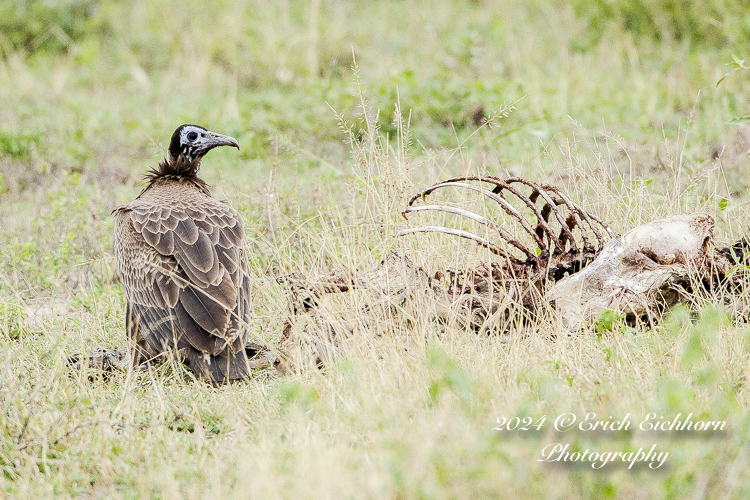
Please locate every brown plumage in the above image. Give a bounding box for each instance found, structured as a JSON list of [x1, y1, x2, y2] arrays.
[[113, 124, 251, 382]]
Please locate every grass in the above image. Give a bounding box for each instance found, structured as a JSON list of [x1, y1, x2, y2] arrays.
[[2, 0, 750, 497]]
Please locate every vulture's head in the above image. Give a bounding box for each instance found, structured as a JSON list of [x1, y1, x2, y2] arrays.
[[168, 124, 239, 166]]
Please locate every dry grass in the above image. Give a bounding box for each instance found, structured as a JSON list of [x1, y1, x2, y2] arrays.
[[2, 0, 750, 498]]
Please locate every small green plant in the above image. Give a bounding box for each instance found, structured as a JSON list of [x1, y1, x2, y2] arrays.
[[276, 379, 320, 411], [594, 309, 625, 334], [717, 55, 750, 123], [681, 305, 729, 367], [717, 54, 750, 86], [0, 127, 42, 159], [426, 347, 473, 405], [0, 301, 26, 340]]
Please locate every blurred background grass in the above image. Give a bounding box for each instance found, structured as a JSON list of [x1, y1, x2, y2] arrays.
[[2, 0, 750, 498]]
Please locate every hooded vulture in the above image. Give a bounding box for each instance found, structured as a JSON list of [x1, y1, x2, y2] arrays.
[[113, 124, 252, 382]]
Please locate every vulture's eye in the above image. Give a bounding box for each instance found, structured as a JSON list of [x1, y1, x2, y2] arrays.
[[187, 131, 198, 141]]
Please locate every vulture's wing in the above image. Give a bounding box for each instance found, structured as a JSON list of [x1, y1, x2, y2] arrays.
[[113, 196, 251, 380]]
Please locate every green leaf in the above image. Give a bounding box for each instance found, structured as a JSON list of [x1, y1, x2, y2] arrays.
[[727, 115, 750, 124], [595, 309, 624, 333], [716, 56, 749, 87]]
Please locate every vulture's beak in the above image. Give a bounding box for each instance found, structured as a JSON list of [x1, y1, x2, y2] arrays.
[[198, 131, 240, 154]]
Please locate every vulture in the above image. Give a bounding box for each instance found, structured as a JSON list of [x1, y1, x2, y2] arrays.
[[113, 124, 252, 383]]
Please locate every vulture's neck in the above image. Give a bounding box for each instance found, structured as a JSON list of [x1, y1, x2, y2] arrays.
[[142, 155, 210, 196]]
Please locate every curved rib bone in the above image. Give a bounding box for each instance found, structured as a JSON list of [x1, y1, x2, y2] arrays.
[[402, 205, 534, 260], [408, 181, 548, 253], [397, 226, 522, 263]]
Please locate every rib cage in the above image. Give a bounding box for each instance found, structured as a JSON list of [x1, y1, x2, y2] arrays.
[[399, 176, 614, 282]]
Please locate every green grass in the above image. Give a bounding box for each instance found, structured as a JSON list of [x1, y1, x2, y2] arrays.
[[2, 0, 750, 498]]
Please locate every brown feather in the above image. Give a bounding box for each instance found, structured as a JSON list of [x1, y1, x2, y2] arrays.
[[179, 279, 235, 336], [174, 300, 226, 355]]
